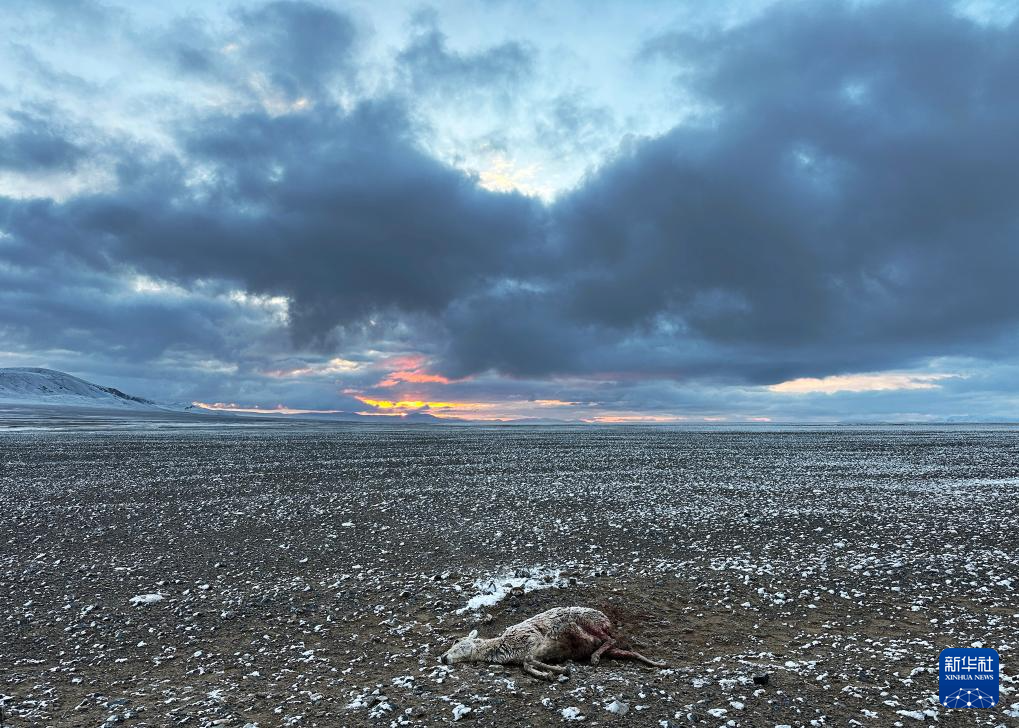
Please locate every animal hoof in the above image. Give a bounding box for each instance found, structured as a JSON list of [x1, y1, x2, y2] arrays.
[[590, 656, 600, 665]]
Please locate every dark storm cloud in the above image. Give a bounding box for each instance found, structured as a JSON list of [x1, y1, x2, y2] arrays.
[[1, 100, 543, 348], [155, 18, 222, 77], [397, 21, 534, 102], [0, 109, 85, 172], [442, 289, 587, 378], [235, 1, 359, 99], [0, 251, 265, 366], [445, 0, 1019, 382], [154, 1, 358, 102]]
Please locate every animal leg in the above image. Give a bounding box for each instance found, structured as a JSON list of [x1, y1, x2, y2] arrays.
[[531, 659, 570, 675], [590, 637, 616, 665], [522, 660, 555, 681], [606, 647, 667, 668]]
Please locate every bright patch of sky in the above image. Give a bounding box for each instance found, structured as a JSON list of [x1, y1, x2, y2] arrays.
[[0, 0, 791, 201]]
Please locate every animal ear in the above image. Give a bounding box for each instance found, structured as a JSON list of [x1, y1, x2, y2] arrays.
[[468, 630, 478, 639]]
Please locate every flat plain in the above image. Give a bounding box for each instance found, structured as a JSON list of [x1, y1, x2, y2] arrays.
[[1, 423, 1017, 726]]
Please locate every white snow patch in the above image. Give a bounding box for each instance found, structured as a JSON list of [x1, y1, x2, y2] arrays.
[[457, 565, 567, 613], [895, 709, 925, 720], [561, 706, 585, 721], [605, 699, 629, 715], [129, 593, 164, 606]]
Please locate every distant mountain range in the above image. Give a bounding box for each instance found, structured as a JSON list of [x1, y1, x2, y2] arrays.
[[0, 367, 571, 425], [0, 367, 199, 412], [0, 368, 462, 423]]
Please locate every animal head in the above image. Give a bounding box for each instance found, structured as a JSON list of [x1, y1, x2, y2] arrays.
[[439, 629, 480, 664]]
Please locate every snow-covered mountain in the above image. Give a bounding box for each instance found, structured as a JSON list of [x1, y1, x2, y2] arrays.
[[0, 368, 192, 411]]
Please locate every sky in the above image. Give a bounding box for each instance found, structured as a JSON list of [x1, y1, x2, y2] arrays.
[[2, 0, 1019, 423]]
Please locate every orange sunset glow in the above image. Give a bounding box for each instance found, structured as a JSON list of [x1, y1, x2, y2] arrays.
[[354, 395, 508, 419], [356, 397, 457, 410], [371, 354, 460, 388], [377, 370, 453, 387]]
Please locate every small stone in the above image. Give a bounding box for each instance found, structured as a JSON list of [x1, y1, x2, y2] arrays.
[[752, 672, 770, 685]]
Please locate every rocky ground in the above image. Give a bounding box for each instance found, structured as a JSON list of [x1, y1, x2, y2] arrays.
[[1, 423, 1017, 727]]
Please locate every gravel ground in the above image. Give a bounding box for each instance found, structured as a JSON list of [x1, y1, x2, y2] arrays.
[[1, 423, 1017, 727]]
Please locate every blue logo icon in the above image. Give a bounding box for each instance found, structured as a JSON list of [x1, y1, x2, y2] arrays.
[[939, 648, 999, 708]]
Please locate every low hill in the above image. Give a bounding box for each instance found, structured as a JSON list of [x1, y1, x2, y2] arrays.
[[0, 367, 192, 411]]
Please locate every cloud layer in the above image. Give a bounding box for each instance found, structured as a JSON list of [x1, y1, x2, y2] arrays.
[[2, 0, 1018, 420]]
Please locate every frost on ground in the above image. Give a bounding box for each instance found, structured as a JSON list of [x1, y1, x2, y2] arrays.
[[1, 424, 1017, 727]]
